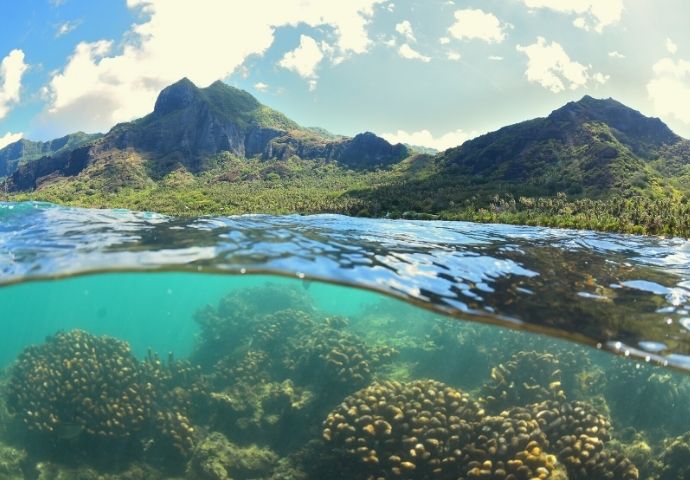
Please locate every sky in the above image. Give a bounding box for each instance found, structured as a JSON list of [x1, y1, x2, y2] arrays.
[[1, 0, 689, 151]]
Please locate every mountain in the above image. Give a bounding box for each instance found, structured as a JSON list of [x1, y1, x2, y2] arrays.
[[0, 132, 102, 178], [3, 79, 408, 191], [3, 88, 690, 237], [436, 95, 689, 197]]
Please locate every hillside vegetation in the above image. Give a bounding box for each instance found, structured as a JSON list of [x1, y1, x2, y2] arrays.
[[3, 81, 690, 236]]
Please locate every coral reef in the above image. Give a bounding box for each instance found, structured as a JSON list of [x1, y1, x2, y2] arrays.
[[322, 379, 484, 479], [531, 399, 638, 480], [1, 283, 686, 480], [463, 407, 556, 479], [608, 432, 660, 480], [192, 284, 314, 367], [5, 330, 205, 471], [604, 359, 690, 438], [33, 461, 170, 480], [199, 304, 397, 450], [482, 351, 566, 413], [141, 351, 209, 458], [658, 431, 690, 480], [292, 323, 397, 394], [209, 378, 313, 449], [0, 441, 26, 479], [211, 350, 272, 388], [7, 330, 152, 441], [187, 432, 279, 480], [324, 378, 641, 480]]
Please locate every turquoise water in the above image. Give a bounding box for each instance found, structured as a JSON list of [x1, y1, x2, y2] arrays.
[[0, 273, 380, 366], [1, 202, 690, 479]]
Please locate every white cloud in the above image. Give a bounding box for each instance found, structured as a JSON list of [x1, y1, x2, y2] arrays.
[[279, 34, 324, 80], [447, 51, 461, 61], [647, 57, 690, 124], [254, 82, 269, 92], [608, 50, 625, 58], [516, 37, 606, 93], [395, 20, 416, 42], [41, 0, 385, 135], [439, 36, 450, 45], [55, 19, 81, 37], [522, 0, 624, 33], [381, 128, 477, 151], [592, 72, 610, 84], [448, 9, 506, 44], [488, 55, 503, 61], [398, 44, 431, 62], [0, 131, 22, 149], [0, 49, 28, 120], [666, 38, 678, 55]]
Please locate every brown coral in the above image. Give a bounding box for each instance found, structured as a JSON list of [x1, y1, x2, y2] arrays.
[[322, 379, 483, 479], [482, 351, 566, 413], [531, 400, 638, 480], [7, 330, 152, 441], [464, 407, 555, 480]]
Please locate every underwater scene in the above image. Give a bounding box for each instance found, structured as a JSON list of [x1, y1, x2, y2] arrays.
[[1, 203, 690, 479], [0, 275, 689, 480]]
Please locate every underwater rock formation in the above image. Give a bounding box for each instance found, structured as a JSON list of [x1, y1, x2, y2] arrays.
[[658, 431, 690, 480], [187, 431, 279, 480], [482, 351, 566, 413], [0, 441, 26, 479], [209, 378, 313, 449], [34, 461, 168, 480]]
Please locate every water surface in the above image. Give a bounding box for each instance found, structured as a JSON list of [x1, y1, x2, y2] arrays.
[[2, 201, 690, 369]]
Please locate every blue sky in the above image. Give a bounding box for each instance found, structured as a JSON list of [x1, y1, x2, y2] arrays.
[[1, 0, 689, 150]]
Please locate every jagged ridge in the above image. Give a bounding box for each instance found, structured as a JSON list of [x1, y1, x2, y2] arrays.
[[4, 79, 408, 191], [0, 132, 102, 178]]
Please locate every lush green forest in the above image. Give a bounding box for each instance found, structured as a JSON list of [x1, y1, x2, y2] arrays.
[[8, 152, 690, 237], [3, 81, 690, 237]]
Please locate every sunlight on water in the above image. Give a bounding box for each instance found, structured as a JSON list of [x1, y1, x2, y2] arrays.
[[2, 202, 690, 369]]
